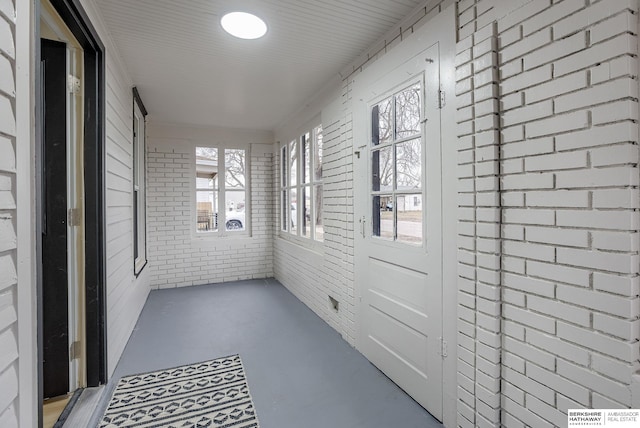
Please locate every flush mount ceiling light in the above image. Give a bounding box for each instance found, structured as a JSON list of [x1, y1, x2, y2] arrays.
[[221, 12, 267, 40]]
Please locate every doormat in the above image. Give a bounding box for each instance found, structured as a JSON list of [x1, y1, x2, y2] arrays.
[[99, 354, 259, 427]]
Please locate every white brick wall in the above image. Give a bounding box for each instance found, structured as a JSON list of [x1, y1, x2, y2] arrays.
[[457, 0, 640, 426], [147, 137, 273, 289], [456, 20, 503, 428], [274, 111, 357, 342], [0, 1, 18, 426]]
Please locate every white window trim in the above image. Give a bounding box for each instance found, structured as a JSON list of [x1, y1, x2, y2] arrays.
[[133, 88, 147, 275], [280, 124, 324, 246], [192, 143, 251, 239]]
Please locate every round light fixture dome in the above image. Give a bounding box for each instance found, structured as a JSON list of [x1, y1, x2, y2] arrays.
[[221, 12, 267, 40]]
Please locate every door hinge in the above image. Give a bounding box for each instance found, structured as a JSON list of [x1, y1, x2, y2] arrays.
[[68, 208, 81, 227], [440, 337, 448, 359], [67, 74, 81, 94], [438, 88, 445, 109], [69, 341, 81, 361]]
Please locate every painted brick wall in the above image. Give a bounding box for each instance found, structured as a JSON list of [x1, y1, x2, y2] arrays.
[[456, 20, 503, 427], [147, 142, 273, 289], [320, 110, 356, 339], [273, 109, 357, 341], [0, 1, 18, 426], [456, 0, 640, 426]]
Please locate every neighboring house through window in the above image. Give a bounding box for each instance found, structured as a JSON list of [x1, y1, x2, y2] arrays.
[[133, 87, 147, 275], [281, 125, 323, 242], [195, 146, 249, 235]]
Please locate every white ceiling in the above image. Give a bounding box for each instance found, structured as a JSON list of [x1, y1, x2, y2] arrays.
[[93, 0, 424, 131]]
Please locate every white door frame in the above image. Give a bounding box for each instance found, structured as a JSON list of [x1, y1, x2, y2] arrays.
[[351, 5, 458, 426], [40, 0, 86, 392]]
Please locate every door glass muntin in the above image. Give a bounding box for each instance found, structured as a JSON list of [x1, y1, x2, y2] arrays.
[[370, 78, 425, 246]]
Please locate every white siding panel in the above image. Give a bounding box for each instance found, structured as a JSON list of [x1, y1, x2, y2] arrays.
[[107, 206, 131, 226], [0, 326, 17, 374], [0, 362, 17, 426], [0, 405, 17, 428], [0, 1, 18, 423]]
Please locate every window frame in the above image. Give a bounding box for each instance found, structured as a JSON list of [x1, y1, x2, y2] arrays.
[[193, 144, 251, 238], [132, 87, 147, 276], [280, 124, 323, 243]]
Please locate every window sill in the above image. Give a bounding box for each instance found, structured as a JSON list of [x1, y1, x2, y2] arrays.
[[277, 232, 324, 255], [134, 259, 147, 277], [192, 231, 252, 240]]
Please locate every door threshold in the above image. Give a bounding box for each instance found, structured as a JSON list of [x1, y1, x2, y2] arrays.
[[60, 386, 106, 428]]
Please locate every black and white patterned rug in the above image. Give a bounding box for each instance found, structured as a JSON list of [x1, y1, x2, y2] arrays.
[[100, 355, 259, 427]]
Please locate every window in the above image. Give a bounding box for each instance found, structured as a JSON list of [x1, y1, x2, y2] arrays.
[[281, 125, 323, 241], [371, 82, 423, 245], [133, 88, 147, 275], [195, 146, 248, 235]]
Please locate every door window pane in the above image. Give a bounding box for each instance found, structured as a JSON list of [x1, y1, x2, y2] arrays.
[[395, 84, 421, 138], [369, 81, 424, 246], [372, 195, 394, 240], [372, 146, 393, 191], [396, 138, 422, 190], [396, 194, 422, 245]]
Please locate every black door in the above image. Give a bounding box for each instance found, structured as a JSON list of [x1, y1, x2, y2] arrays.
[[41, 38, 69, 399]]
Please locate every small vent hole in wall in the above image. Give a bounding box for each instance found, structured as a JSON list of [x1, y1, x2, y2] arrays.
[[329, 296, 339, 312]]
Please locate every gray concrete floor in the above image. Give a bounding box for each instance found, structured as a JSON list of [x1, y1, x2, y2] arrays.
[[90, 278, 443, 427]]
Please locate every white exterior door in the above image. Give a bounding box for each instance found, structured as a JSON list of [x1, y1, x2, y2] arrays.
[[353, 38, 443, 419]]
